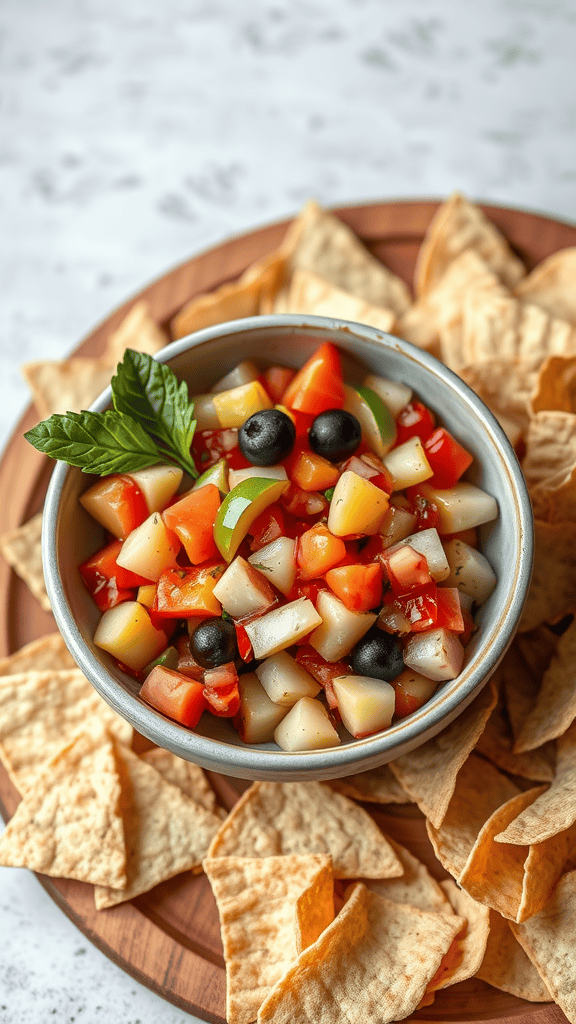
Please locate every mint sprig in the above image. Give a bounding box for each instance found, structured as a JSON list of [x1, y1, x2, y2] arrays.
[[24, 349, 198, 478]]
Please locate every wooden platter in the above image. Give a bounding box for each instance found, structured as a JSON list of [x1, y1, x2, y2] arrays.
[[1, 199, 575, 1023]]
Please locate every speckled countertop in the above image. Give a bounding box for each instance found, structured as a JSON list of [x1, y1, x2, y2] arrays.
[[1, 0, 576, 1021]]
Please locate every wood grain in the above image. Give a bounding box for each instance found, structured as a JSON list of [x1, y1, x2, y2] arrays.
[[1, 200, 575, 1023]]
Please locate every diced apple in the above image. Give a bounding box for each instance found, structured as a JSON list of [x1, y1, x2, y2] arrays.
[[381, 544, 432, 592], [228, 465, 288, 489], [274, 697, 340, 751], [403, 628, 465, 682], [418, 482, 498, 534], [443, 539, 497, 605], [332, 675, 395, 737], [379, 505, 417, 548], [388, 528, 450, 582], [247, 537, 297, 596], [136, 584, 156, 607], [362, 374, 413, 418], [327, 471, 389, 537], [192, 458, 229, 494], [116, 512, 181, 582], [377, 604, 411, 635], [383, 436, 434, 491], [128, 465, 183, 514], [212, 556, 276, 619], [191, 394, 220, 430], [211, 360, 260, 393], [212, 380, 272, 429], [79, 474, 148, 540], [214, 477, 289, 562], [234, 672, 289, 743], [244, 598, 322, 659], [94, 601, 167, 671], [255, 651, 321, 706], [343, 384, 397, 458], [309, 591, 377, 662], [392, 668, 438, 718]]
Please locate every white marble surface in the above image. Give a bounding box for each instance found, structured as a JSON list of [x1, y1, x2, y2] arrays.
[[1, 0, 576, 1019]]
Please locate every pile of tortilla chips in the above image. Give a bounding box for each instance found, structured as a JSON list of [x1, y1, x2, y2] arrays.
[[3, 193, 576, 1021]]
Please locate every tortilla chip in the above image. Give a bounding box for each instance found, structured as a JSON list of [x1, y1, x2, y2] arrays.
[[519, 520, 576, 632], [94, 745, 222, 908], [271, 200, 411, 317], [104, 300, 167, 365], [388, 679, 498, 829], [365, 837, 451, 913], [0, 668, 132, 793], [515, 246, 576, 325], [458, 786, 571, 922], [0, 633, 76, 676], [281, 268, 397, 333], [476, 909, 551, 1001], [21, 358, 115, 420], [523, 411, 576, 521], [504, 628, 558, 744], [414, 193, 525, 296], [0, 512, 51, 612], [426, 753, 518, 879], [206, 781, 403, 879], [435, 879, 490, 988], [514, 617, 576, 751], [140, 746, 224, 818], [257, 882, 463, 1024], [0, 728, 126, 888], [328, 764, 411, 805], [531, 354, 576, 415], [512, 868, 576, 1021], [204, 854, 333, 1024], [475, 695, 555, 783], [497, 723, 576, 844], [459, 357, 535, 440]]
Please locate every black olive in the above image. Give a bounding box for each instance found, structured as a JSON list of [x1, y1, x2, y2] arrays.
[[350, 628, 404, 682], [309, 409, 362, 462], [190, 617, 239, 668], [238, 409, 296, 466]]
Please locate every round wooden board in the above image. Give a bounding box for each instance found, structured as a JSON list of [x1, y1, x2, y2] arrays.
[[1, 199, 575, 1023]]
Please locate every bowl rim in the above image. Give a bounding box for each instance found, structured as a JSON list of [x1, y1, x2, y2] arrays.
[[43, 313, 534, 779]]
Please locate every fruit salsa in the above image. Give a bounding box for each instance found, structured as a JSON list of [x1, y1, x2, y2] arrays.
[[75, 341, 498, 750]]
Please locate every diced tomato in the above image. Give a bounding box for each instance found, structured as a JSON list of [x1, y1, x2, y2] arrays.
[[235, 622, 253, 662], [355, 535, 385, 564], [259, 365, 296, 403], [248, 504, 285, 551], [424, 428, 474, 489], [282, 483, 329, 519], [296, 523, 347, 580], [325, 563, 383, 613], [381, 545, 433, 594], [291, 450, 340, 492], [392, 673, 437, 719], [405, 486, 440, 532], [383, 583, 438, 632], [162, 484, 221, 564], [460, 608, 476, 646], [175, 634, 204, 680], [203, 662, 240, 717], [287, 579, 329, 606], [340, 454, 393, 495], [283, 342, 345, 415], [80, 539, 150, 610], [395, 401, 435, 446], [193, 429, 250, 471], [140, 666, 206, 727], [295, 645, 351, 710], [80, 474, 149, 540], [153, 562, 225, 618], [436, 587, 465, 633]]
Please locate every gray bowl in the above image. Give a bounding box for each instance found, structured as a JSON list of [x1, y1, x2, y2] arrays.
[[43, 315, 533, 781]]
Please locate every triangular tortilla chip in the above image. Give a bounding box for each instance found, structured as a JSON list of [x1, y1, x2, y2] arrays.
[[514, 617, 576, 751], [21, 358, 115, 419], [365, 837, 451, 913], [497, 723, 576, 844], [0, 729, 126, 888], [512, 869, 576, 1020], [414, 192, 526, 296], [0, 633, 76, 676], [140, 746, 224, 817], [206, 781, 403, 879], [459, 357, 535, 439], [523, 410, 576, 521], [515, 246, 576, 325], [436, 879, 490, 988], [257, 882, 463, 1024], [327, 763, 411, 804], [519, 520, 576, 632], [476, 910, 551, 1001], [94, 746, 222, 908], [0, 668, 132, 793], [104, 300, 167, 364], [475, 694, 555, 783], [461, 288, 576, 369], [531, 354, 576, 415], [504, 628, 558, 745], [0, 512, 51, 612], [280, 268, 396, 333], [204, 854, 333, 1024], [388, 679, 497, 828]]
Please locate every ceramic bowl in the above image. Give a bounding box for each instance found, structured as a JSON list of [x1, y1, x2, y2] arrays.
[[43, 314, 533, 781]]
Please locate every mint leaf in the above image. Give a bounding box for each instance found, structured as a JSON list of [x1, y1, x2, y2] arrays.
[[112, 350, 198, 478], [24, 410, 163, 475]]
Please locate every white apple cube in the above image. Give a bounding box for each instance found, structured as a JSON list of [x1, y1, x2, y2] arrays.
[[388, 528, 450, 582], [212, 556, 276, 619], [332, 675, 395, 737], [235, 672, 288, 744], [363, 374, 413, 418], [248, 537, 297, 597], [211, 360, 260, 393], [309, 591, 377, 662], [383, 436, 434, 491], [274, 697, 340, 751], [403, 628, 465, 682], [128, 465, 183, 514], [191, 393, 220, 429], [94, 601, 167, 672], [418, 482, 498, 534], [116, 512, 180, 582], [327, 471, 389, 537], [443, 539, 497, 605], [244, 598, 322, 659], [228, 465, 288, 489], [255, 651, 321, 706], [379, 505, 417, 548]]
